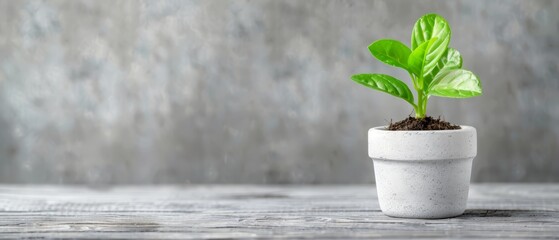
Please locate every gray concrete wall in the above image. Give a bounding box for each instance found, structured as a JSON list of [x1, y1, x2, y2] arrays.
[[0, 0, 557, 184]]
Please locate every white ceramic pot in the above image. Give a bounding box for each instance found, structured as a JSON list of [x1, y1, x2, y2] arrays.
[[368, 126, 477, 219]]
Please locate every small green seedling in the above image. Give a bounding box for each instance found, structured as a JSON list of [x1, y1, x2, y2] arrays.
[[351, 13, 482, 119]]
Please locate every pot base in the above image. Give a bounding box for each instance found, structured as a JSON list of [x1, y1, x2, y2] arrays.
[[373, 158, 473, 219]]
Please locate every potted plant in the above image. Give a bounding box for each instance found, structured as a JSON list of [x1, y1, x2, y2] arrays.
[[351, 13, 482, 219]]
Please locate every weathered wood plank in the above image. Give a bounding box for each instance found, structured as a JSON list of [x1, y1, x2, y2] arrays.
[[0, 184, 557, 239]]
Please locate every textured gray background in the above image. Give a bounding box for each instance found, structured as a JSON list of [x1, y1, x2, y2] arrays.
[[0, 0, 558, 184]]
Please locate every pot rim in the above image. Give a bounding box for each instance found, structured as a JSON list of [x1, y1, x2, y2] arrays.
[[370, 125, 474, 134], [368, 125, 477, 160]]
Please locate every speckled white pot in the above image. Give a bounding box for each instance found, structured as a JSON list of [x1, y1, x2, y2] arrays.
[[368, 126, 477, 219]]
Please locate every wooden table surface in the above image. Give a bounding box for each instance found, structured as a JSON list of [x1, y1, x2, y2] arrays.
[[0, 184, 558, 239]]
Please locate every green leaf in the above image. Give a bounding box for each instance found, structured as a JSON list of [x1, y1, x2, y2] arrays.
[[411, 13, 451, 50], [428, 69, 482, 98], [424, 48, 462, 87], [407, 37, 438, 87], [351, 74, 415, 105], [410, 14, 451, 80], [368, 39, 412, 71]]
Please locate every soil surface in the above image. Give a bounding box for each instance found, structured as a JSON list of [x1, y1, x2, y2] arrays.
[[388, 116, 461, 131]]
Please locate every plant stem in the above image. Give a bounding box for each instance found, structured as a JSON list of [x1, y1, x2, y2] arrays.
[[409, 73, 428, 119], [416, 90, 427, 119]]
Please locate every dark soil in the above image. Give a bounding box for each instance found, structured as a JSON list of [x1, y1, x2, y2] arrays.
[[388, 116, 461, 131]]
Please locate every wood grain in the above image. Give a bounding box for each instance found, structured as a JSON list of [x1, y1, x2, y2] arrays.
[[0, 184, 558, 239]]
